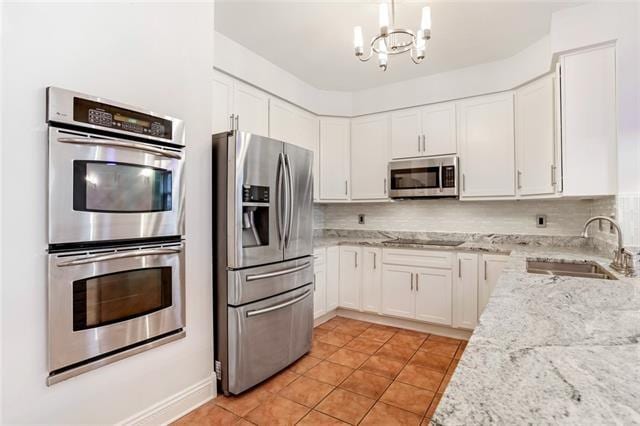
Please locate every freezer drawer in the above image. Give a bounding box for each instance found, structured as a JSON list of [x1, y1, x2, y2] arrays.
[[227, 256, 313, 306], [227, 284, 313, 395]]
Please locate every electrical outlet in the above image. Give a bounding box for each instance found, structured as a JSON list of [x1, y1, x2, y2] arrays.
[[536, 214, 547, 228], [358, 214, 365, 225]]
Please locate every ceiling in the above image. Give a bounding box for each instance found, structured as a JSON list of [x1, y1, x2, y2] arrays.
[[215, 1, 578, 92]]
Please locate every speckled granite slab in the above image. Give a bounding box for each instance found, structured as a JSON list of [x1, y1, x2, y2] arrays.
[[432, 247, 640, 425]]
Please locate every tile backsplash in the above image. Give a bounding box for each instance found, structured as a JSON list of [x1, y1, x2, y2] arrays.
[[314, 195, 639, 248]]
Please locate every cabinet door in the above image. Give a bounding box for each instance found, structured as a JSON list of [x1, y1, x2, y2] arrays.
[[351, 114, 390, 200], [381, 264, 414, 319], [458, 92, 515, 197], [297, 113, 320, 201], [391, 108, 422, 159], [453, 253, 478, 330], [560, 45, 616, 196], [478, 254, 509, 317], [414, 267, 452, 325], [212, 71, 235, 134], [339, 246, 361, 310], [234, 81, 269, 137], [269, 98, 296, 143], [515, 74, 556, 196], [313, 266, 327, 319], [320, 118, 350, 200], [421, 103, 457, 156], [326, 246, 340, 311], [361, 248, 382, 313]]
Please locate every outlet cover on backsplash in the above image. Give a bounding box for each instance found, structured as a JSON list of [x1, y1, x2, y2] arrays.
[[358, 214, 365, 225]]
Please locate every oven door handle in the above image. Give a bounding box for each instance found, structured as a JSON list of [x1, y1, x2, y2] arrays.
[[58, 137, 183, 160], [57, 248, 182, 267], [246, 290, 312, 317], [245, 262, 311, 282]]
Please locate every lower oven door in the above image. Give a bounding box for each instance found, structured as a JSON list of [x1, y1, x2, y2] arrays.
[[48, 241, 185, 372], [227, 284, 313, 394], [48, 126, 185, 245]]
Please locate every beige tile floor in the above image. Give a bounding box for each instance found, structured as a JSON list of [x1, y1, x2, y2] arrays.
[[174, 316, 467, 425]]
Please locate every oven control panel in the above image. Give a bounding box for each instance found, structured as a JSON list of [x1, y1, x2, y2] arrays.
[[74, 97, 172, 140]]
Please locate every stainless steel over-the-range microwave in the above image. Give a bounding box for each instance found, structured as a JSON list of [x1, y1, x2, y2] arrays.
[[388, 155, 458, 198]]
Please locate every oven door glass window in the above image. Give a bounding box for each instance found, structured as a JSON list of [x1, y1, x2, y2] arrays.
[[72, 267, 172, 331], [73, 161, 172, 213], [390, 166, 439, 190]]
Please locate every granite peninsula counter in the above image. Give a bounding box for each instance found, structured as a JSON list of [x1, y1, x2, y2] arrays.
[[312, 230, 640, 424]]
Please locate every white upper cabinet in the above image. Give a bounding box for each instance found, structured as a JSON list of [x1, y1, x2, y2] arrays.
[[515, 74, 557, 196], [458, 92, 515, 198], [560, 45, 617, 197], [233, 80, 270, 137], [391, 108, 422, 159], [391, 103, 456, 159], [269, 98, 296, 143], [320, 117, 351, 200], [421, 103, 457, 157], [212, 70, 235, 134], [351, 114, 390, 200]]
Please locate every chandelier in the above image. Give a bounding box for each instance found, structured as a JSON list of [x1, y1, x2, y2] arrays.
[[353, 0, 431, 71]]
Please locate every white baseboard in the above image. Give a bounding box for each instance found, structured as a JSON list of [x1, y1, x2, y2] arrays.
[[119, 373, 217, 425], [333, 309, 473, 340], [313, 310, 338, 327]]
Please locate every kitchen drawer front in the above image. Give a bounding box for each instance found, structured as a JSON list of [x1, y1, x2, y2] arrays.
[[313, 248, 326, 266], [382, 248, 453, 269]]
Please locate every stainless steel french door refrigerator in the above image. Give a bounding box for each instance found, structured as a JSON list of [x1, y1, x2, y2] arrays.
[[213, 131, 314, 395]]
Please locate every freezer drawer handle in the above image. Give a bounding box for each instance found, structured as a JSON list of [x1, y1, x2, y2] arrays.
[[58, 137, 183, 160], [57, 248, 182, 267], [245, 262, 311, 282], [246, 289, 312, 317]]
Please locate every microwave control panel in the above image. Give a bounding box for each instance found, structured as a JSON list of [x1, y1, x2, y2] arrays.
[[73, 97, 173, 140]]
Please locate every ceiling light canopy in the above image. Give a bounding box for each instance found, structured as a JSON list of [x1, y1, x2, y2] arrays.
[[353, 0, 431, 71]]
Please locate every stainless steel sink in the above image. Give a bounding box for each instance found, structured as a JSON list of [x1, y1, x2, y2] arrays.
[[526, 259, 617, 280]]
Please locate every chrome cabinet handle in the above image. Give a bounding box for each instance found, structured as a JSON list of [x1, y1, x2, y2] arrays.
[[551, 164, 556, 186], [229, 114, 235, 132], [384, 178, 387, 195], [417, 135, 421, 152], [246, 290, 312, 317], [410, 273, 414, 291], [484, 260, 488, 281], [58, 137, 182, 159], [284, 154, 294, 248], [517, 170, 522, 189], [416, 273, 419, 291], [235, 115, 239, 131], [373, 252, 377, 269], [313, 273, 316, 291], [276, 153, 286, 248], [462, 174, 466, 192], [246, 262, 311, 282], [422, 134, 426, 152], [458, 258, 462, 278], [354, 252, 358, 268], [57, 248, 182, 267], [344, 180, 348, 196]]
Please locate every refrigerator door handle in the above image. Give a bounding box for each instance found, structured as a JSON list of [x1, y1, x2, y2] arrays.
[[284, 154, 294, 248], [276, 153, 286, 248]]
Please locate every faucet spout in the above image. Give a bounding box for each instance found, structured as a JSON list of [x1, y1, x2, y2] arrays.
[[581, 216, 625, 272]]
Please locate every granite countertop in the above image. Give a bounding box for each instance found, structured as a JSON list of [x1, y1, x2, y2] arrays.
[[313, 230, 640, 423]]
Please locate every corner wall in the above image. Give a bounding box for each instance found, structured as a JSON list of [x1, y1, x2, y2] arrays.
[[1, 3, 215, 423]]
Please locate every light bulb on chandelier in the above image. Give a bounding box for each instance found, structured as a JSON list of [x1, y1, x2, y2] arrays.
[[354, 0, 431, 71]]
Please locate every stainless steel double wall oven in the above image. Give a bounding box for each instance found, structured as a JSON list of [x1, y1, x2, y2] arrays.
[[213, 131, 314, 395], [46, 87, 186, 384]]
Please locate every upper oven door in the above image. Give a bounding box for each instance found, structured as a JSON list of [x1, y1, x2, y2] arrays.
[[388, 157, 458, 198], [48, 127, 185, 245], [48, 241, 185, 372]]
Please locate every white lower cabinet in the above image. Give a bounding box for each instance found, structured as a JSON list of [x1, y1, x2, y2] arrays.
[[381, 249, 453, 326], [313, 248, 326, 319], [453, 253, 479, 330], [415, 267, 453, 325], [339, 246, 362, 310], [326, 246, 340, 312], [478, 254, 509, 317], [361, 248, 382, 313], [381, 265, 414, 318]]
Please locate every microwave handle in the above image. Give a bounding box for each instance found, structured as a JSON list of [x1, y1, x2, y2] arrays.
[[438, 163, 443, 192], [57, 248, 182, 267], [58, 137, 183, 160]]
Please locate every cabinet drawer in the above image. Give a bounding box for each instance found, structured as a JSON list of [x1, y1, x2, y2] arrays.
[[382, 248, 453, 269], [313, 248, 326, 266]]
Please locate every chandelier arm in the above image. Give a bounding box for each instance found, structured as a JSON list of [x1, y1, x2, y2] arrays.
[[409, 50, 423, 65], [357, 48, 374, 62]]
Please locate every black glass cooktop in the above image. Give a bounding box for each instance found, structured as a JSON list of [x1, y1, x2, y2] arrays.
[[381, 238, 465, 247]]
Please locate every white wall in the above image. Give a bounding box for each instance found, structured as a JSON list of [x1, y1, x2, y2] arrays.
[[215, 32, 352, 116], [1, 3, 214, 424]]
